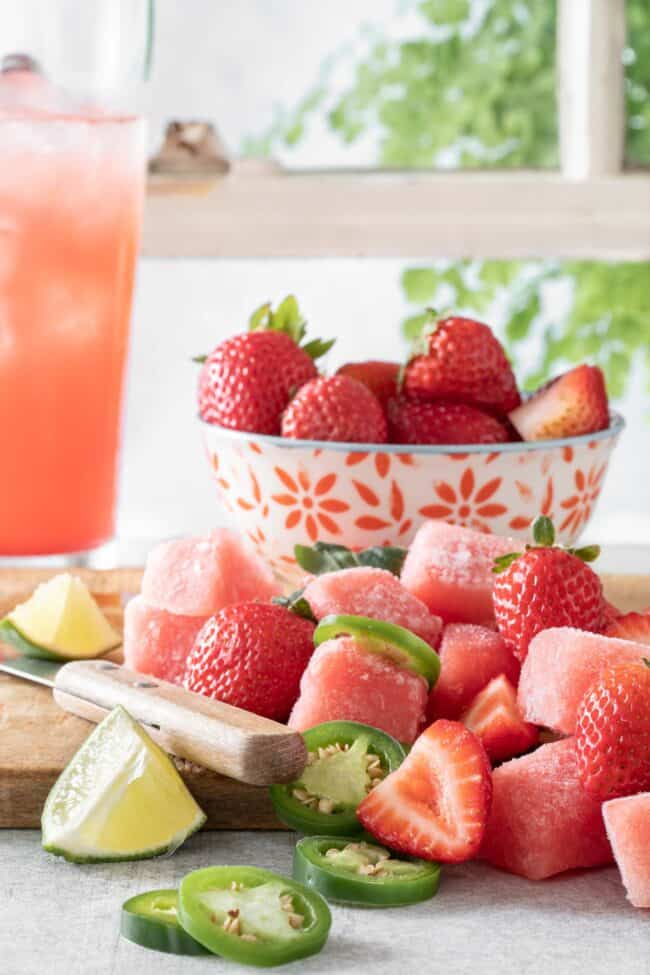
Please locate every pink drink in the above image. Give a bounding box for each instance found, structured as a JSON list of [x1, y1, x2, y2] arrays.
[[0, 69, 145, 555]]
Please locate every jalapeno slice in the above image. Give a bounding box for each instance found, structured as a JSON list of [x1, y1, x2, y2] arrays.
[[314, 614, 440, 688], [120, 889, 208, 955], [178, 865, 331, 967], [269, 721, 406, 835], [293, 837, 441, 907]]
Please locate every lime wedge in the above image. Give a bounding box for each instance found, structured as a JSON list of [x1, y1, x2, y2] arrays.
[[42, 706, 206, 863], [0, 573, 121, 660]]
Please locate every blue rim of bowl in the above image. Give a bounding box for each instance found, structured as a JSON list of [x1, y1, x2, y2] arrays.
[[199, 411, 625, 455]]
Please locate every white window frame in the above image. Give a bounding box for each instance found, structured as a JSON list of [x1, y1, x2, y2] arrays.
[[142, 0, 649, 261]]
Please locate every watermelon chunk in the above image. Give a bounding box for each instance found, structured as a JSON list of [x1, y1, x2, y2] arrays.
[[400, 521, 523, 624], [303, 566, 442, 648], [141, 528, 278, 616], [518, 627, 648, 735], [123, 596, 208, 685], [288, 636, 428, 744], [428, 623, 520, 721], [481, 738, 613, 879], [461, 675, 538, 763], [603, 793, 650, 908]]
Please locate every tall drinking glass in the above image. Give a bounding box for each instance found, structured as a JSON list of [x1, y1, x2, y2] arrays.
[[0, 1, 152, 561]]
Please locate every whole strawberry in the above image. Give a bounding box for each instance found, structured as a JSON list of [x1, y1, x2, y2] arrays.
[[387, 397, 510, 445], [575, 660, 650, 800], [403, 314, 520, 415], [184, 602, 315, 721], [336, 360, 400, 409], [492, 516, 604, 661], [281, 374, 388, 443], [197, 295, 333, 434], [604, 609, 650, 646]]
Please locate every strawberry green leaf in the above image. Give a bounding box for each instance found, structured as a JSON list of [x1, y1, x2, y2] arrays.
[[192, 354, 207, 364], [532, 515, 555, 547], [294, 542, 360, 575], [301, 337, 336, 361], [294, 541, 407, 577], [356, 546, 408, 576], [492, 552, 522, 574], [571, 544, 601, 563], [248, 301, 273, 331], [248, 295, 307, 344], [273, 590, 317, 623]]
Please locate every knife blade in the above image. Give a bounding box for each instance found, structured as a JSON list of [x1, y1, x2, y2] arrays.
[[0, 654, 306, 786], [0, 654, 61, 687]]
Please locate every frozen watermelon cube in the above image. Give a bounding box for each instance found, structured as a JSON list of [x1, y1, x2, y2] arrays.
[[141, 528, 278, 616], [603, 793, 650, 908], [480, 738, 613, 879], [400, 521, 523, 624], [123, 595, 208, 685], [428, 623, 520, 721], [288, 636, 428, 744], [518, 627, 648, 735], [303, 566, 442, 648]]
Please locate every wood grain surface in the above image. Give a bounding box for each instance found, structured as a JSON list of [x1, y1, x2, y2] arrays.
[[0, 568, 648, 830]]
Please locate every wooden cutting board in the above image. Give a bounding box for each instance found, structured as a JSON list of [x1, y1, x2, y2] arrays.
[[1, 568, 648, 830]]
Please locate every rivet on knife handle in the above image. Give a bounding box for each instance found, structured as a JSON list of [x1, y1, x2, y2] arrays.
[[53, 659, 307, 786]]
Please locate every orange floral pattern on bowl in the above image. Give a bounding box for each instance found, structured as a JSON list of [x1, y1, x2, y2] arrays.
[[202, 421, 623, 586]]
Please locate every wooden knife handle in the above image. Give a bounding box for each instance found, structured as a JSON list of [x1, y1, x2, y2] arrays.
[[53, 659, 307, 786]]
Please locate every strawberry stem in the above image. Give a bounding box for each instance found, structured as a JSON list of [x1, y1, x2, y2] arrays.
[[532, 515, 555, 547]]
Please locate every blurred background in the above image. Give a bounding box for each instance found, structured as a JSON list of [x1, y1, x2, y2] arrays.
[[120, 0, 649, 547]]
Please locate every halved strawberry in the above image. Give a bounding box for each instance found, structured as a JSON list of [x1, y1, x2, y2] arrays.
[[604, 610, 650, 646], [601, 598, 622, 630], [336, 361, 400, 409], [508, 364, 609, 441], [461, 675, 538, 763], [357, 719, 492, 863]]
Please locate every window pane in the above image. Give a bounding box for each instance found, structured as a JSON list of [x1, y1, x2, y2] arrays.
[[125, 257, 648, 543], [625, 0, 650, 165], [149, 0, 558, 169]]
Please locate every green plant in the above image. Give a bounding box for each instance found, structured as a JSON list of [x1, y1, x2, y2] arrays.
[[246, 0, 650, 401], [401, 260, 650, 400]]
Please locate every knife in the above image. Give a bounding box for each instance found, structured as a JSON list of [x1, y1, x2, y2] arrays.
[[0, 655, 307, 786]]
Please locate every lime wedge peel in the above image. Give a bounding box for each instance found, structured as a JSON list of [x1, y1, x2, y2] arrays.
[[0, 573, 121, 661], [42, 706, 206, 863]]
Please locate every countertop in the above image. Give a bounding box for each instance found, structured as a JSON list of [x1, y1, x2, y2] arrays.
[[2, 829, 648, 975]]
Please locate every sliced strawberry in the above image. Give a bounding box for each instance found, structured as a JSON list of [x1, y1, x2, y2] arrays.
[[601, 598, 622, 630], [461, 675, 538, 763], [604, 610, 650, 646], [508, 364, 609, 441], [336, 361, 400, 409], [357, 719, 492, 863]]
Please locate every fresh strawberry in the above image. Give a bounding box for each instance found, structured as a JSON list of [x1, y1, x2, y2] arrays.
[[387, 397, 510, 446], [461, 675, 538, 763], [197, 295, 333, 434], [281, 374, 387, 443], [492, 516, 604, 661], [183, 603, 315, 721], [575, 660, 650, 800], [357, 719, 492, 863], [604, 609, 650, 645], [336, 361, 400, 409], [508, 364, 609, 441], [601, 598, 623, 630], [403, 314, 520, 415]]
